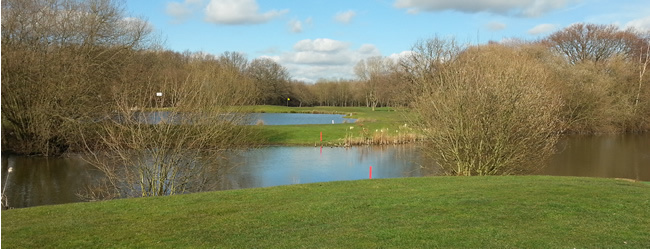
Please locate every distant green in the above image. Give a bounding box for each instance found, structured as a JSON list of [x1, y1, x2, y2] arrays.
[[3, 176, 649, 248], [243, 105, 414, 145]]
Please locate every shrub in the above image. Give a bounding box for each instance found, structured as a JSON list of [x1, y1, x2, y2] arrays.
[[407, 41, 564, 175]]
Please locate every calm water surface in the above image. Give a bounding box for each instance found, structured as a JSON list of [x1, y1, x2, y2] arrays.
[[541, 134, 650, 180], [219, 145, 428, 189], [135, 112, 354, 125], [246, 113, 354, 125], [1, 156, 99, 208], [2, 134, 648, 209]]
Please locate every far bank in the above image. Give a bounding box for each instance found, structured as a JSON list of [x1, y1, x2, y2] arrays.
[[244, 105, 421, 146]]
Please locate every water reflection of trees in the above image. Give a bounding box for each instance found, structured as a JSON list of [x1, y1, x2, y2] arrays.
[[544, 134, 650, 181], [354, 145, 440, 178], [2, 156, 95, 208]]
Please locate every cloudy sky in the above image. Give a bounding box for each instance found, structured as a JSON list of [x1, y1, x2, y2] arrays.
[[125, 0, 650, 82]]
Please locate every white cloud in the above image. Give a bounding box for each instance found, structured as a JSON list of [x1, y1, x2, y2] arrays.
[[359, 44, 380, 54], [121, 17, 154, 34], [166, 0, 204, 23], [288, 17, 312, 33], [499, 37, 528, 45], [387, 51, 415, 62], [625, 16, 650, 32], [204, 0, 288, 25], [289, 19, 303, 33], [394, 0, 573, 17], [334, 10, 357, 24], [486, 21, 507, 31], [528, 23, 557, 35], [166, 2, 192, 20], [293, 38, 349, 53], [289, 52, 351, 65], [262, 39, 382, 82]]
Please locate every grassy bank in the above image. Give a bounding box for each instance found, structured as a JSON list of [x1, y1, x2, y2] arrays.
[[2, 176, 649, 248], [245, 105, 420, 146]]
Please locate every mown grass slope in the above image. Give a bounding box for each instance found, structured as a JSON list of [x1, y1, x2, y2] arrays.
[[2, 176, 649, 248]]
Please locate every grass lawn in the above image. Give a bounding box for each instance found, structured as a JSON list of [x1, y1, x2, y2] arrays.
[[244, 105, 417, 145], [2, 176, 649, 248]]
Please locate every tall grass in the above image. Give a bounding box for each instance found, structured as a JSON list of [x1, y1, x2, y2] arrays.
[[344, 126, 422, 146]]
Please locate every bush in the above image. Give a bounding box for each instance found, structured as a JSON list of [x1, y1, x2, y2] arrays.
[[407, 42, 564, 175], [556, 57, 650, 133]]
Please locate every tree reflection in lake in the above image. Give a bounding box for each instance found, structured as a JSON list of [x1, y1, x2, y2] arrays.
[[1, 156, 98, 208], [541, 133, 650, 181]]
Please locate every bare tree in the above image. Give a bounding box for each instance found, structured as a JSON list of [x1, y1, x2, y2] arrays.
[[81, 53, 257, 198], [247, 58, 291, 105], [634, 38, 650, 114], [407, 39, 564, 175], [288, 81, 316, 107], [219, 51, 249, 73], [544, 25, 650, 132], [354, 56, 393, 110], [400, 37, 462, 98], [545, 23, 644, 65], [1, 0, 153, 155]]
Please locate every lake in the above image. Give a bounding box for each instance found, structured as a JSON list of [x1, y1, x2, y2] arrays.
[[132, 111, 354, 125], [2, 133, 649, 209], [246, 113, 355, 125]]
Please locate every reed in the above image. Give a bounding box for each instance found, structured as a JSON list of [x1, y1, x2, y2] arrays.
[[344, 127, 422, 146]]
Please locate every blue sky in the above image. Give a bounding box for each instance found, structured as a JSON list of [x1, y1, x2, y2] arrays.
[[124, 0, 650, 82]]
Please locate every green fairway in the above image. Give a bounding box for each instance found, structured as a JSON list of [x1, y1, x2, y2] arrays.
[[244, 105, 419, 145], [3, 176, 649, 248]]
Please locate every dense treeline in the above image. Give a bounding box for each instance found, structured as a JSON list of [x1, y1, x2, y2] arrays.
[[282, 56, 411, 108]]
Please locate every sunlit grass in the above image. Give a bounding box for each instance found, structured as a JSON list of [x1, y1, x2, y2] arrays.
[[245, 105, 419, 146], [2, 176, 649, 248]]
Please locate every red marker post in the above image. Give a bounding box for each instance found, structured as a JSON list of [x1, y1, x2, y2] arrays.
[[320, 132, 322, 141], [369, 166, 372, 179]]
